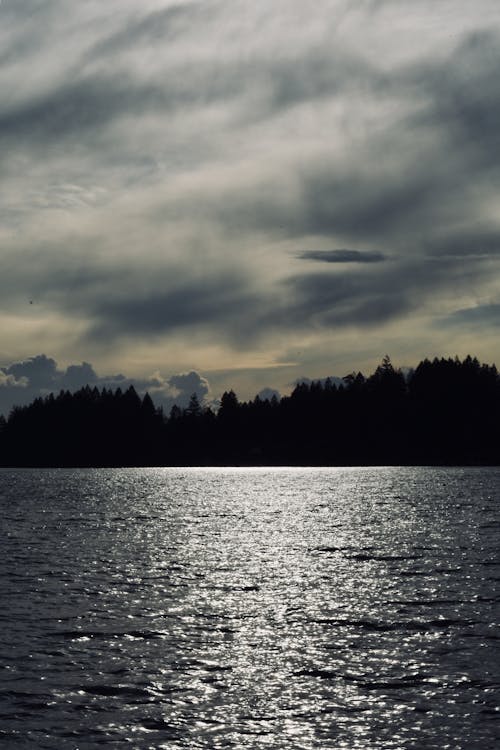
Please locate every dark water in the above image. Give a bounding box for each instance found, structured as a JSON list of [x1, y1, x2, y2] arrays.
[[0, 467, 499, 749]]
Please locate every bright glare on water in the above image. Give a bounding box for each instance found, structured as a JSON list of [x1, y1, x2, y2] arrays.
[[0, 467, 499, 748]]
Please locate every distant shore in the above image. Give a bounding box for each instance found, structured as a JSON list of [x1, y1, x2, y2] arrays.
[[1, 355, 499, 467]]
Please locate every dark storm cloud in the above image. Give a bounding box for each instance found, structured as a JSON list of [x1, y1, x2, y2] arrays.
[[299, 249, 387, 263]]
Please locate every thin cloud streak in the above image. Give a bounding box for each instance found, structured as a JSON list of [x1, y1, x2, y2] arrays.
[[299, 249, 387, 263]]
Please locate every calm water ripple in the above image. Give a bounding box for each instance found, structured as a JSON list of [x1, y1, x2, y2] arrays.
[[0, 467, 499, 748]]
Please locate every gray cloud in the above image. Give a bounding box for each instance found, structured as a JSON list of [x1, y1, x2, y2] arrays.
[[0, 355, 128, 416], [424, 228, 500, 259], [1, 2, 500, 394], [274, 250, 491, 333], [84, 272, 262, 344], [0, 353, 213, 417], [284, 270, 411, 327], [4, 354, 60, 389], [442, 304, 500, 328], [165, 371, 211, 407], [86, 2, 208, 60], [0, 39, 379, 158], [0, 76, 170, 147], [415, 31, 500, 165], [0, 371, 28, 389], [62, 361, 99, 389], [299, 249, 387, 263]]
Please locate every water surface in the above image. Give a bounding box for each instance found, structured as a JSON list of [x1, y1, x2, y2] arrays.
[[1, 467, 499, 748]]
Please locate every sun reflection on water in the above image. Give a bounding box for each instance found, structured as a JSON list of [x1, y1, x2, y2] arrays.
[[0, 466, 498, 748]]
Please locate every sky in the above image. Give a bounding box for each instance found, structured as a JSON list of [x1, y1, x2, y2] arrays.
[[1, 0, 500, 415]]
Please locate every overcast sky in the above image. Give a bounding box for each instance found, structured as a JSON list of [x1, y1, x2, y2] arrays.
[[1, 0, 500, 413]]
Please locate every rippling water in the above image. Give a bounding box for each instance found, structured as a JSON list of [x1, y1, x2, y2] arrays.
[[0, 467, 499, 748]]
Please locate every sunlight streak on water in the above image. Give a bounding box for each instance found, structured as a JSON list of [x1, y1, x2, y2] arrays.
[[0, 467, 499, 748]]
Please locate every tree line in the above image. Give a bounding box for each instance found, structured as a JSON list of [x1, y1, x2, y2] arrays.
[[0, 355, 499, 466]]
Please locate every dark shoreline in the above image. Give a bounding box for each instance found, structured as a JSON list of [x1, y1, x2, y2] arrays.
[[2, 355, 499, 467]]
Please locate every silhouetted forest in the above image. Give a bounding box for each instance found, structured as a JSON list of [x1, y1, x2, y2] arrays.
[[1, 355, 499, 466]]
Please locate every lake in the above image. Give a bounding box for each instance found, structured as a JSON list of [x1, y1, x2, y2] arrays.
[[0, 467, 499, 748]]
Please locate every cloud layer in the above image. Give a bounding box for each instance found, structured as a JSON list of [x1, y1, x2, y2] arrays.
[[1, 0, 500, 397]]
